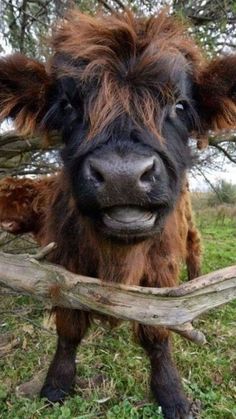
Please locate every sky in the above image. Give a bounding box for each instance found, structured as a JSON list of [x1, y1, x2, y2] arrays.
[[190, 165, 236, 191]]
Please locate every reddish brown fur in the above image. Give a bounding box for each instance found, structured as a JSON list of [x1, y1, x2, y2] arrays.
[[0, 54, 53, 136], [197, 55, 236, 132], [0, 176, 56, 238]]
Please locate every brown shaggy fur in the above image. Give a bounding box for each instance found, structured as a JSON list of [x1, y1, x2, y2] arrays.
[[50, 10, 203, 139], [1, 11, 236, 140], [1, 7, 236, 416], [0, 176, 55, 239], [0, 54, 52, 136]]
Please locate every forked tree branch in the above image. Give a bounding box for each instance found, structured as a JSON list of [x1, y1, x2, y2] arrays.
[[0, 249, 235, 346]]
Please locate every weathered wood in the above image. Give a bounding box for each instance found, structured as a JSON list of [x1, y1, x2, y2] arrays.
[[0, 250, 235, 345]]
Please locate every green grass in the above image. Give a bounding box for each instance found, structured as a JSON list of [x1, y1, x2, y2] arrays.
[[0, 213, 236, 419]]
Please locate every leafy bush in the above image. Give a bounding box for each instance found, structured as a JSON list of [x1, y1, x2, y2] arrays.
[[207, 180, 236, 206]]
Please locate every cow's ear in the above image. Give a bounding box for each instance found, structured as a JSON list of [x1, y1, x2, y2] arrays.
[[0, 53, 54, 135], [195, 55, 236, 132]]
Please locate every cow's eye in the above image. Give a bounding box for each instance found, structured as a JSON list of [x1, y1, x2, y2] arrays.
[[63, 101, 73, 112], [175, 101, 185, 112], [61, 98, 77, 120]]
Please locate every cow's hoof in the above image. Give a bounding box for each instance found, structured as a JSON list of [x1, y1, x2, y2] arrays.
[[40, 384, 69, 403], [160, 396, 192, 419]]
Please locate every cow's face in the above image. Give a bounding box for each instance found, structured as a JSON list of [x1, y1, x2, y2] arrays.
[[45, 13, 197, 240], [56, 73, 193, 241], [1, 11, 236, 241]]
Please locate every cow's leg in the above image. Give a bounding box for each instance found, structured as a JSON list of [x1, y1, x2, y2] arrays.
[[40, 308, 90, 403], [186, 227, 201, 281], [135, 324, 192, 419]]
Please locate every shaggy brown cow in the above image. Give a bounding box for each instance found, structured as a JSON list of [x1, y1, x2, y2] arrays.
[[0, 9, 235, 419]]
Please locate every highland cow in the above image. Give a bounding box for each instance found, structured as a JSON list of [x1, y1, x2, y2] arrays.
[[0, 9, 235, 419]]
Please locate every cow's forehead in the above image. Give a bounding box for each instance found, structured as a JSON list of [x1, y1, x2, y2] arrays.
[[50, 10, 202, 138], [53, 51, 189, 98], [51, 10, 202, 77]]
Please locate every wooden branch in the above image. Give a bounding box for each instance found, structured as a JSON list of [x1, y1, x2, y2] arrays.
[[0, 250, 235, 346], [208, 130, 236, 145], [0, 131, 60, 153], [210, 143, 236, 164], [98, 0, 114, 13], [30, 242, 57, 261], [0, 131, 61, 178]]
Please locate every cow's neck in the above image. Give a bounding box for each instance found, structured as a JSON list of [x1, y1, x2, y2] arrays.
[[96, 238, 151, 285], [76, 219, 151, 284]]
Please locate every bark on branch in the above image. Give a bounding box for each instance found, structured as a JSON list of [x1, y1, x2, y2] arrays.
[[0, 250, 235, 346], [0, 131, 60, 155]]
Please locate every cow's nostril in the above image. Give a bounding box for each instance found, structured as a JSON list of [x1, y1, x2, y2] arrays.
[[85, 155, 161, 190], [139, 159, 157, 183], [88, 164, 105, 185]]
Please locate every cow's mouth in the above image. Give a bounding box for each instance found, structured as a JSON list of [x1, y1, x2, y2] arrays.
[[102, 206, 157, 235]]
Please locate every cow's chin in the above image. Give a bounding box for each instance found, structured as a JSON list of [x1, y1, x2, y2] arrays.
[[97, 205, 168, 242]]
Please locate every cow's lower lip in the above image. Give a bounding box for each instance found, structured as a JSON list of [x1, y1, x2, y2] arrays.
[[102, 206, 156, 232]]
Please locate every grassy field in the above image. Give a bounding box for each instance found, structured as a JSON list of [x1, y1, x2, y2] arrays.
[[0, 212, 235, 419]]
